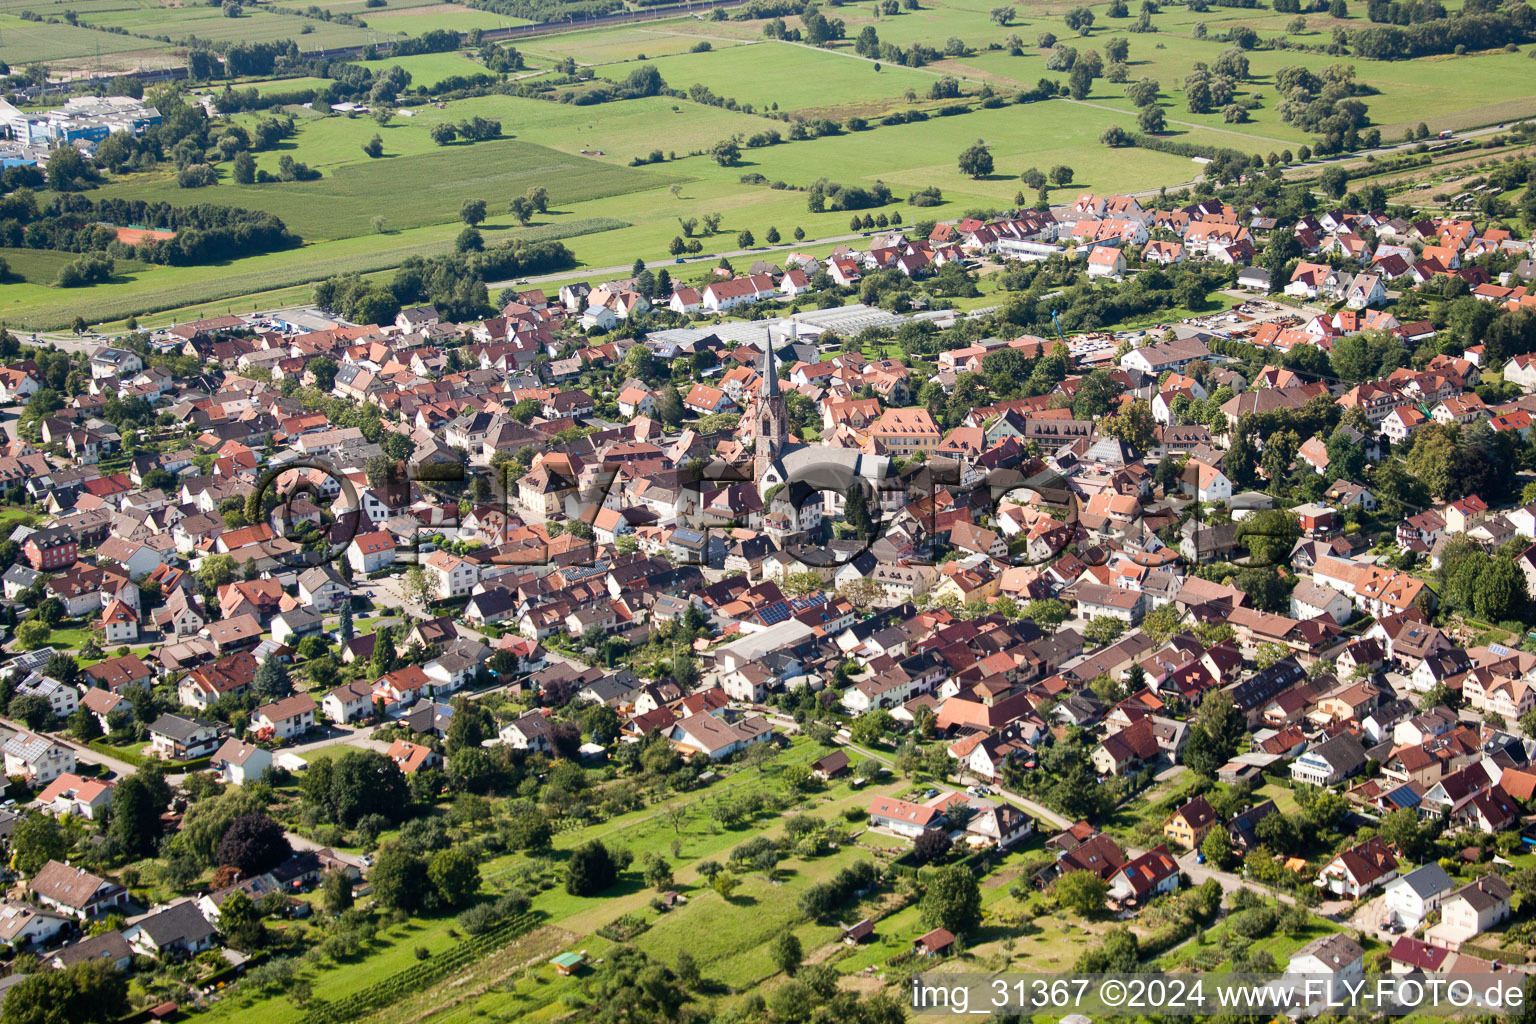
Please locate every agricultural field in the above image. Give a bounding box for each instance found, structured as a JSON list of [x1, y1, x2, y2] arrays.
[[362, 3, 531, 35], [76, 4, 392, 48], [0, 11, 175, 64], [11, 0, 1536, 331]]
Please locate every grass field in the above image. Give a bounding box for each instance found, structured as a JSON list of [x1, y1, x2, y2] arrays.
[[349, 50, 493, 87], [0, 11, 174, 63], [78, 4, 391, 48], [103, 136, 673, 239], [634, 41, 949, 117], [363, 2, 530, 34]]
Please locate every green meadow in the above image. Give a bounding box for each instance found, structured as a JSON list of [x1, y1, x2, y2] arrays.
[[349, 50, 496, 87]]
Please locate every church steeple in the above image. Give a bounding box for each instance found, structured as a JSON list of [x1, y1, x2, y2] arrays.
[[754, 342, 789, 480]]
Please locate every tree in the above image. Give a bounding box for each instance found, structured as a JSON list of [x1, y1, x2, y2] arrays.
[[712, 871, 740, 900], [371, 625, 397, 676], [460, 198, 487, 226], [0, 960, 128, 1024], [233, 151, 256, 183], [912, 828, 952, 865], [403, 565, 436, 608], [1049, 164, 1074, 185], [430, 123, 457, 145], [1236, 509, 1300, 567], [765, 225, 780, 244], [508, 196, 535, 224], [849, 708, 895, 746], [1125, 77, 1160, 107], [218, 889, 266, 951], [216, 813, 292, 875], [920, 864, 982, 933], [1064, 5, 1095, 33], [1052, 869, 1108, 914], [302, 749, 410, 827], [566, 839, 620, 896], [1084, 616, 1126, 646], [455, 226, 483, 253], [11, 813, 66, 876], [991, 5, 1015, 23], [710, 139, 741, 166], [252, 657, 292, 701], [1379, 807, 1425, 861], [427, 847, 481, 909], [957, 140, 994, 179], [110, 765, 171, 857], [1069, 64, 1092, 99], [770, 931, 803, 976], [1026, 598, 1069, 627], [1100, 125, 1131, 147], [320, 868, 354, 914], [362, 134, 384, 158], [371, 846, 430, 912], [1201, 827, 1235, 869], [1137, 104, 1166, 132], [737, 229, 755, 248], [526, 185, 550, 213]]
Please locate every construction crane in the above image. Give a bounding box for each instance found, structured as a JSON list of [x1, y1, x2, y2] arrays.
[[1051, 309, 1065, 344]]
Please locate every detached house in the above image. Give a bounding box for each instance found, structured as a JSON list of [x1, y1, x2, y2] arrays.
[[1163, 796, 1219, 849], [29, 861, 128, 919], [1319, 836, 1399, 898], [251, 693, 318, 741]]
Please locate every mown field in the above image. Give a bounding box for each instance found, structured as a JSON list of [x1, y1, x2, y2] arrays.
[[348, 50, 496, 87], [0, 11, 174, 64], [12, 0, 1535, 329], [76, 4, 391, 47]]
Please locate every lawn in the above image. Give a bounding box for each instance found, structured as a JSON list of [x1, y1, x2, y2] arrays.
[[89, 737, 147, 766]]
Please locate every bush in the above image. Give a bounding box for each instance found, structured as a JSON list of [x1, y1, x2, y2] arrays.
[[177, 163, 218, 188]]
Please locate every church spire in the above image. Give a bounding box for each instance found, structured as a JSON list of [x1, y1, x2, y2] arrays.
[[761, 341, 780, 397]]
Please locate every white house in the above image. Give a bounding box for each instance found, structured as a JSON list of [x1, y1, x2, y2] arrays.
[[3, 732, 76, 784], [323, 680, 376, 724], [1290, 580, 1353, 625], [1382, 863, 1454, 932], [297, 566, 350, 613], [347, 531, 396, 574], [250, 694, 317, 741], [1431, 875, 1513, 944], [210, 737, 273, 786], [1287, 934, 1365, 1003], [15, 674, 78, 719], [424, 550, 479, 599]]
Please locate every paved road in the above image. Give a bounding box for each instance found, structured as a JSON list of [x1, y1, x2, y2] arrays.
[[0, 713, 143, 780], [1173, 847, 1298, 906]]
